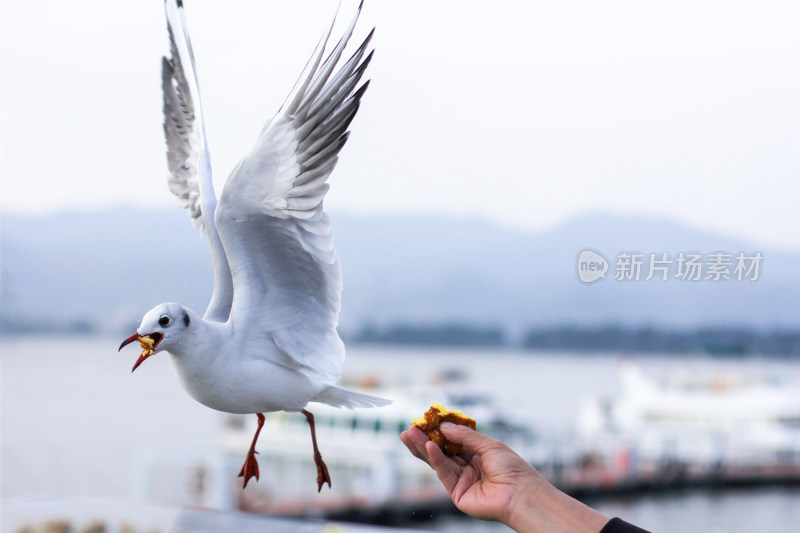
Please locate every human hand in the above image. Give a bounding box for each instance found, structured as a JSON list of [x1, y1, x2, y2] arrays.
[[400, 422, 546, 525], [401, 423, 611, 532]]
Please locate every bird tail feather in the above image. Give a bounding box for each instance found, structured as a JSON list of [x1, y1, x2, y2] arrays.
[[312, 385, 392, 409]]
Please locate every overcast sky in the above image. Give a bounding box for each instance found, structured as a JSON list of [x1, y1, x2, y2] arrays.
[[2, 0, 799, 248]]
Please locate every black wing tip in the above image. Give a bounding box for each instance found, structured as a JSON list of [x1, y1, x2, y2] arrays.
[[351, 79, 370, 101], [161, 55, 174, 79], [357, 28, 375, 52], [361, 49, 375, 69]]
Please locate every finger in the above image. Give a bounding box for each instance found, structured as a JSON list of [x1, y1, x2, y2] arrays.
[[440, 422, 506, 455], [403, 427, 473, 469], [400, 428, 431, 464], [456, 446, 476, 465], [450, 454, 469, 467], [404, 426, 431, 451], [402, 427, 437, 464], [399, 431, 421, 459], [425, 440, 462, 495], [468, 452, 483, 473]]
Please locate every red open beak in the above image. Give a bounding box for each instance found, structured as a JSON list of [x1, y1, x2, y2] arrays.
[[119, 332, 164, 373]]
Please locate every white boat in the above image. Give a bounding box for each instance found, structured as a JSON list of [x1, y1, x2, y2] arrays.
[[577, 361, 800, 466]]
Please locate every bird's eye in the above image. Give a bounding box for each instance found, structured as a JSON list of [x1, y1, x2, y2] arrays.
[[159, 315, 171, 327]]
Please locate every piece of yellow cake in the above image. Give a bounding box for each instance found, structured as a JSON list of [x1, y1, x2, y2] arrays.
[[138, 335, 156, 356], [412, 402, 476, 455]]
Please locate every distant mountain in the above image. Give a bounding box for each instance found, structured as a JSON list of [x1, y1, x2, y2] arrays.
[[2, 209, 798, 335]]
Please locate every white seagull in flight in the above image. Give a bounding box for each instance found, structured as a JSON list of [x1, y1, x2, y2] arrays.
[[119, 0, 389, 491]]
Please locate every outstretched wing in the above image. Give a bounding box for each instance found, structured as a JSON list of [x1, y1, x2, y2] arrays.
[[162, 0, 233, 322], [215, 2, 372, 383]]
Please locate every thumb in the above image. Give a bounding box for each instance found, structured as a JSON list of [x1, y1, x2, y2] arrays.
[[440, 422, 506, 455]]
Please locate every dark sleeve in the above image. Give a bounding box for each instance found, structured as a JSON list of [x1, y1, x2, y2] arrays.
[[599, 517, 652, 533]]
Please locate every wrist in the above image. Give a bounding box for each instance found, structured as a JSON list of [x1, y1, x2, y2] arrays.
[[502, 469, 549, 531], [503, 472, 609, 533]]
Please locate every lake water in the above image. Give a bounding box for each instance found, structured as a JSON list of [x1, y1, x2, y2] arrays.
[[2, 336, 800, 532]]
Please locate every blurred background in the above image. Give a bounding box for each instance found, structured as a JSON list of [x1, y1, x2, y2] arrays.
[[2, 0, 800, 532]]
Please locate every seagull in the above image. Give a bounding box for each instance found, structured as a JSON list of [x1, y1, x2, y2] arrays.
[[119, 0, 390, 492]]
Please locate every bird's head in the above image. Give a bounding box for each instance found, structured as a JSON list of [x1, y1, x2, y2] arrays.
[[119, 302, 192, 372]]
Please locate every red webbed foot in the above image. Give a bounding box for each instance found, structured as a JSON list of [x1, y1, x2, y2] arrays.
[[238, 450, 260, 488], [314, 451, 331, 492]]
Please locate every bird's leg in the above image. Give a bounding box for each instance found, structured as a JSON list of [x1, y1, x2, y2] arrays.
[[302, 409, 331, 491], [238, 412, 265, 488]]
